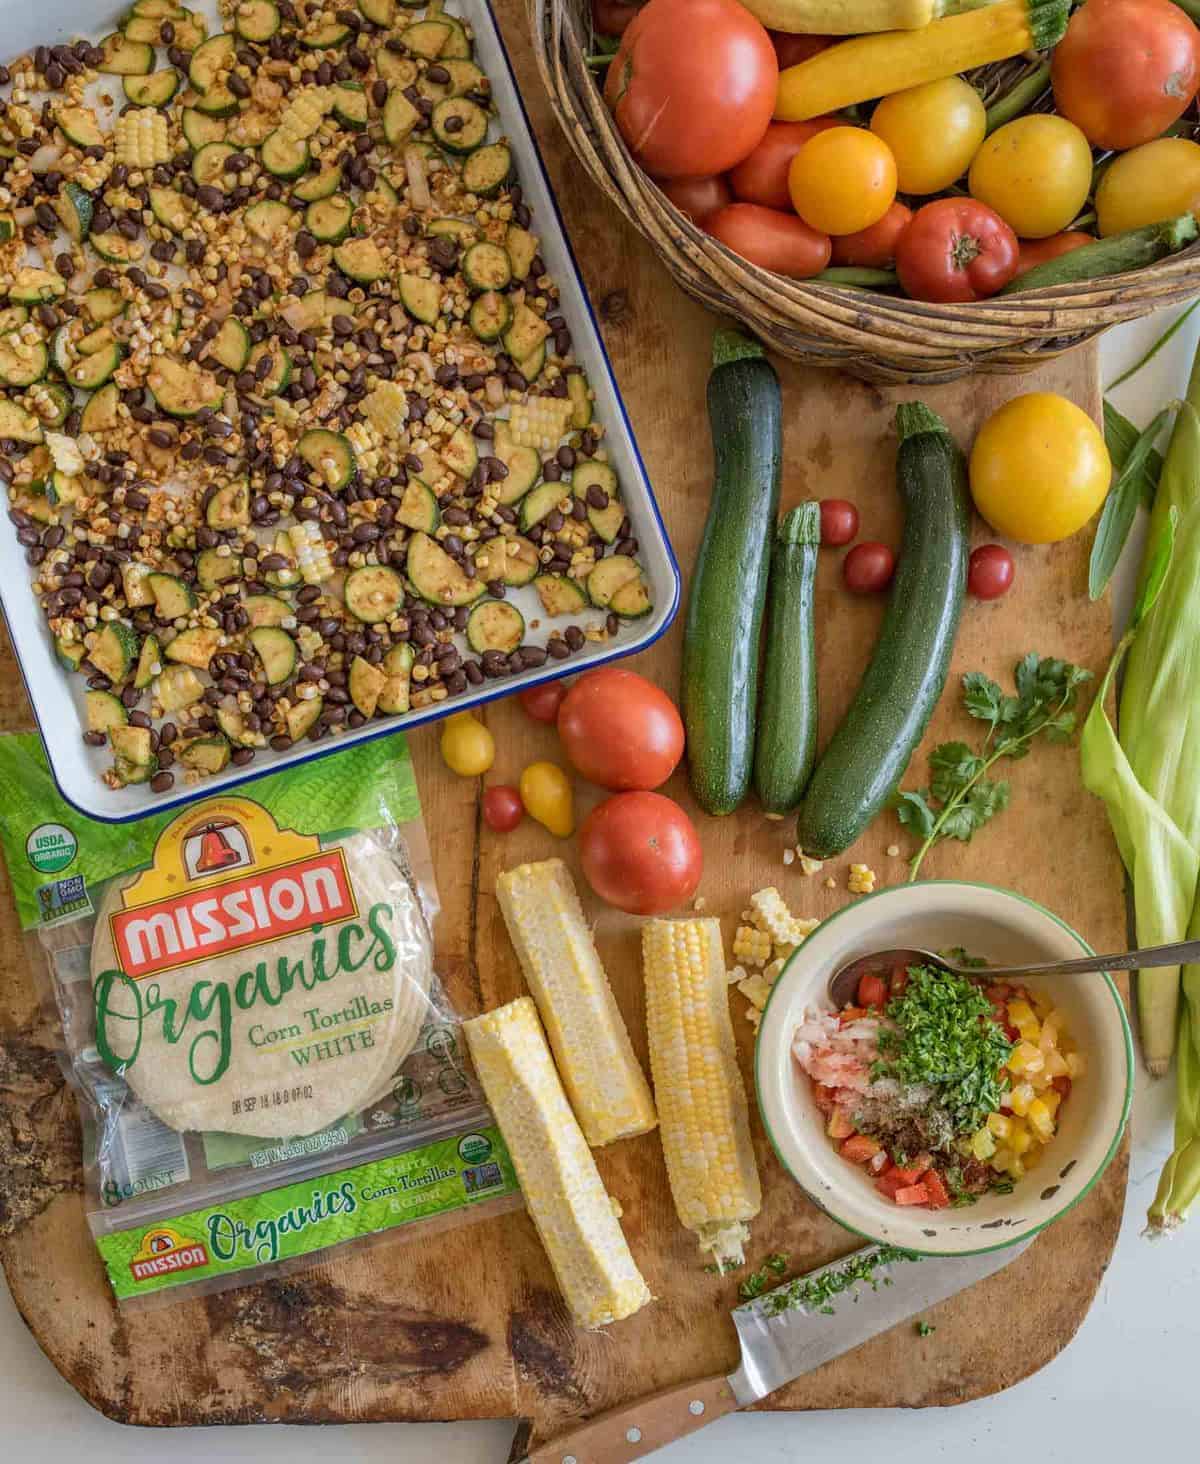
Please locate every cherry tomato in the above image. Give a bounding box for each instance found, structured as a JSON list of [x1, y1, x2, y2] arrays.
[[1052, 0, 1200, 151], [968, 544, 1015, 601], [830, 201, 912, 268], [1095, 137, 1200, 236], [788, 127, 897, 236], [869, 77, 986, 196], [557, 667, 684, 790], [482, 785, 524, 832], [769, 29, 830, 69], [579, 791, 702, 915], [968, 115, 1093, 239], [857, 973, 888, 1009], [706, 203, 831, 278], [728, 118, 839, 210], [518, 680, 567, 723], [660, 174, 733, 226], [819, 498, 859, 546], [843, 541, 895, 594], [1013, 231, 1094, 279], [604, 0, 777, 178], [519, 761, 575, 838], [593, 0, 644, 35], [441, 712, 494, 777], [895, 198, 1019, 303]]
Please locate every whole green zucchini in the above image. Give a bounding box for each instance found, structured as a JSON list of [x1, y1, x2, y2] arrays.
[[682, 330, 782, 815], [753, 502, 821, 815], [795, 402, 969, 857]]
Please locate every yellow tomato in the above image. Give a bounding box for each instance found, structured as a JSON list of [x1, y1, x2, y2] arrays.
[[869, 78, 986, 196], [440, 712, 495, 777], [788, 126, 897, 236], [968, 115, 1092, 239], [519, 760, 575, 838], [1095, 138, 1200, 236], [969, 393, 1111, 545]]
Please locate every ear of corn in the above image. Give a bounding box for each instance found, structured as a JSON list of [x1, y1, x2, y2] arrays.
[[360, 382, 409, 438], [507, 397, 574, 452], [642, 917, 762, 1269], [463, 997, 652, 1330], [774, 0, 1069, 120], [496, 859, 657, 1148], [113, 109, 171, 169], [278, 87, 335, 142]]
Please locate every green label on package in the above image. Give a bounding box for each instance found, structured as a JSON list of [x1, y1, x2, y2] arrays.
[[96, 1126, 517, 1299]]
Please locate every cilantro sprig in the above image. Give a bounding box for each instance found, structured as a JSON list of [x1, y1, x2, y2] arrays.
[[897, 654, 1092, 880]]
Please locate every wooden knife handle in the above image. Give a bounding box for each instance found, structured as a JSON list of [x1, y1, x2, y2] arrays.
[[520, 1373, 738, 1464]]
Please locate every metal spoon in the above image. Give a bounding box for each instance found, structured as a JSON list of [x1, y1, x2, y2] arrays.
[[828, 939, 1200, 1010]]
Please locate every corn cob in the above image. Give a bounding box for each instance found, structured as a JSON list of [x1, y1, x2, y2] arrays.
[[112, 109, 171, 169], [496, 859, 657, 1147], [732, 924, 772, 967], [642, 918, 762, 1268], [278, 87, 335, 142], [288, 520, 334, 583], [464, 997, 652, 1329], [507, 396, 573, 452], [360, 381, 409, 438]]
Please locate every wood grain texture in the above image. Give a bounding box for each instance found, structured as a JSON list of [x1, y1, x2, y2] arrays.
[[0, 0, 1127, 1443]]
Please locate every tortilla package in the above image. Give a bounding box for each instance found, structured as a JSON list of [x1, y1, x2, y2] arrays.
[[0, 734, 520, 1307]]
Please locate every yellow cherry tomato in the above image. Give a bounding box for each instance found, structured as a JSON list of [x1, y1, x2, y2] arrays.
[[869, 78, 986, 197], [440, 711, 495, 778], [519, 760, 575, 838], [968, 115, 1093, 239], [1095, 138, 1200, 237], [788, 126, 897, 237], [969, 393, 1111, 545]]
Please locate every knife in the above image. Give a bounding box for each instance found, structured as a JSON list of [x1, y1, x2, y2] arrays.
[[520, 1239, 1028, 1464]]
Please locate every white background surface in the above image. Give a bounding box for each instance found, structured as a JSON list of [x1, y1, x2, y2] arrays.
[[3, 319, 1200, 1457]]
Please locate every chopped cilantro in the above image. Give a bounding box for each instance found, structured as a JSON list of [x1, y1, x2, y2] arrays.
[[915, 1320, 936, 1337], [737, 1252, 790, 1300], [751, 1245, 918, 1319]]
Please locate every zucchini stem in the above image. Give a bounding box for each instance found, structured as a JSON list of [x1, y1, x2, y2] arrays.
[[712, 328, 767, 370], [778, 501, 821, 547], [894, 401, 950, 442]]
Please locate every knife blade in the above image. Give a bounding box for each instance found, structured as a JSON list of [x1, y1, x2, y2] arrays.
[[521, 1239, 1029, 1464]]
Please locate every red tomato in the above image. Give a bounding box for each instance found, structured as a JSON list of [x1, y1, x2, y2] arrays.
[[1052, 0, 1200, 150], [557, 667, 684, 790], [707, 203, 831, 278], [922, 1170, 951, 1210], [593, 0, 644, 36], [605, 0, 778, 178], [895, 199, 1019, 303], [890, 1153, 933, 1184], [830, 201, 913, 268], [518, 681, 567, 723], [1012, 230, 1095, 279], [819, 498, 859, 546], [843, 541, 895, 594], [840, 1134, 882, 1164], [813, 1082, 838, 1114], [482, 785, 523, 833], [968, 544, 1015, 600], [579, 791, 702, 915], [728, 118, 839, 209], [1052, 1075, 1073, 1099], [857, 973, 888, 1008], [660, 174, 733, 226]]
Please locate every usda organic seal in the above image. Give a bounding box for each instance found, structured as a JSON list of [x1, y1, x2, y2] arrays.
[[26, 822, 77, 874]]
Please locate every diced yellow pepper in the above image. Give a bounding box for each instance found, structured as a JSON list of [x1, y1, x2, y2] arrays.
[[1044, 1048, 1069, 1078], [1008, 1041, 1045, 1076], [970, 1127, 996, 1160], [1009, 1081, 1035, 1116], [1041, 1088, 1062, 1116], [1007, 1000, 1040, 1042], [1009, 1121, 1033, 1155], [1027, 1098, 1055, 1141], [987, 1111, 1012, 1139]]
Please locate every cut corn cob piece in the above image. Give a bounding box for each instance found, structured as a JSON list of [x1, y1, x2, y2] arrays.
[[288, 519, 334, 583], [464, 997, 651, 1330], [642, 917, 762, 1269], [736, 971, 772, 1012], [732, 924, 772, 967], [360, 381, 408, 438], [506, 396, 573, 451], [748, 886, 816, 948], [496, 859, 657, 1148], [278, 86, 335, 142], [113, 108, 171, 168], [847, 863, 876, 894]]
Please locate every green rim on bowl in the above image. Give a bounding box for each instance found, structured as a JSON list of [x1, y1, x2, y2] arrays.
[[754, 880, 1134, 1257]]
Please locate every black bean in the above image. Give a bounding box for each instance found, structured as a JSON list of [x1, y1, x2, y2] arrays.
[[231, 747, 255, 766], [271, 735, 293, 752], [129, 710, 152, 729], [83, 730, 106, 747], [586, 483, 609, 509], [151, 771, 175, 793], [229, 73, 251, 98]]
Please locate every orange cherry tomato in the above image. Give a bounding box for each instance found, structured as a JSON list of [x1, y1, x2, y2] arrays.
[[1012, 230, 1095, 279], [830, 201, 913, 268], [707, 202, 831, 278], [659, 174, 733, 226], [579, 791, 703, 915], [557, 667, 684, 790], [728, 118, 840, 210], [788, 126, 897, 237]]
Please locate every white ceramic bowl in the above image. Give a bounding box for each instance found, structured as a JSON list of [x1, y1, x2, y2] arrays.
[[755, 882, 1133, 1256]]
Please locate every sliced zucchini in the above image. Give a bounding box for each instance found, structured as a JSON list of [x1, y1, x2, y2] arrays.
[[131, 0, 187, 17], [0, 305, 28, 331], [348, 654, 386, 717], [66, 343, 122, 391], [305, 193, 354, 243], [442, 424, 478, 480], [9, 268, 66, 304], [54, 182, 93, 243], [406, 531, 484, 607], [217, 708, 267, 747], [206, 481, 250, 529], [492, 534, 539, 587], [375, 51, 417, 86], [376, 642, 413, 715], [111, 725, 155, 768], [149, 185, 191, 234], [182, 107, 226, 149], [333, 81, 369, 130], [466, 599, 524, 655], [165, 626, 221, 669], [463, 143, 512, 198], [0, 335, 48, 388], [249, 626, 297, 684], [156, 663, 204, 712], [147, 571, 198, 619], [382, 87, 420, 147], [292, 162, 342, 202], [586, 555, 642, 609], [123, 15, 166, 44], [572, 461, 619, 502], [86, 689, 128, 734], [493, 436, 541, 505], [261, 129, 310, 179], [192, 82, 240, 119], [298, 428, 356, 489], [503, 301, 551, 364], [242, 592, 292, 626], [468, 290, 510, 343], [426, 215, 478, 245], [35, 385, 73, 430], [248, 340, 292, 395], [91, 622, 140, 684], [0, 399, 43, 443], [358, 0, 395, 22], [196, 547, 242, 590], [519, 480, 565, 532], [506, 224, 539, 281], [567, 371, 593, 430], [263, 530, 301, 587], [334, 237, 387, 283], [98, 33, 155, 76], [192, 141, 238, 190], [402, 19, 450, 58], [280, 288, 332, 333], [244, 198, 293, 243], [133, 633, 162, 690], [518, 341, 546, 383], [301, 19, 352, 47], [609, 574, 652, 619], [90, 231, 143, 264], [588, 497, 625, 544], [234, 0, 281, 42], [344, 564, 405, 623], [395, 479, 440, 533], [534, 574, 588, 618], [210, 316, 251, 372], [438, 16, 473, 59], [442, 59, 487, 97], [124, 69, 181, 107], [431, 98, 488, 154], [147, 357, 223, 417], [81, 382, 120, 435], [189, 33, 235, 93], [173, 10, 210, 51], [462, 241, 511, 293], [285, 695, 323, 739], [178, 733, 231, 773], [0, 214, 13, 243], [55, 636, 86, 672], [121, 562, 156, 608], [399, 273, 441, 324]]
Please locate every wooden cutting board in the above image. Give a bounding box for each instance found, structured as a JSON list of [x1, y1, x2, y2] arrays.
[[0, 0, 1127, 1446]]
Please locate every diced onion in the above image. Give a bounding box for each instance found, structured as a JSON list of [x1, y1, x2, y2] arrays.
[[404, 148, 431, 211]]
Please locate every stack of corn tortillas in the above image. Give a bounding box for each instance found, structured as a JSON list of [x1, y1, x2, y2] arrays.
[[90, 832, 433, 1138]]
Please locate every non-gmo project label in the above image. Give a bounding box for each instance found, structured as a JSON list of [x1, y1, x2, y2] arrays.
[[26, 822, 77, 874]]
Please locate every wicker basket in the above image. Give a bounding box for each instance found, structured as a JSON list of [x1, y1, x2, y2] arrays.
[[529, 0, 1200, 383]]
